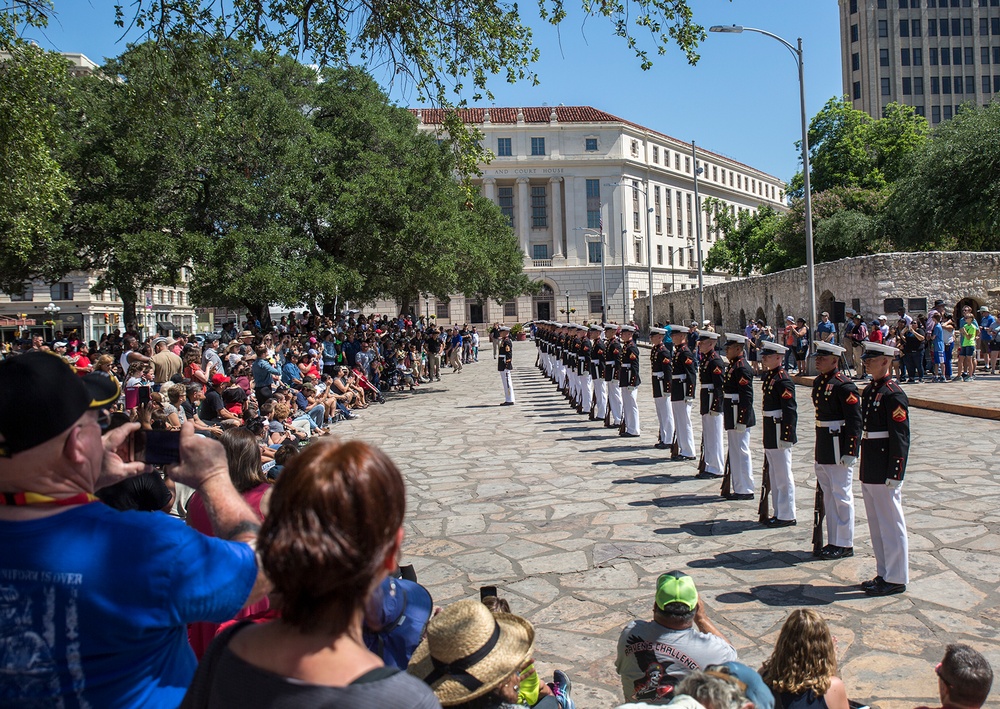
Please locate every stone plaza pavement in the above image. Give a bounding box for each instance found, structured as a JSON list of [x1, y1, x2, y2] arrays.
[[352, 341, 1000, 708]]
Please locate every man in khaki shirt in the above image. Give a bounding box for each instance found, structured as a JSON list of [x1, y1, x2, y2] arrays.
[[150, 337, 183, 383]]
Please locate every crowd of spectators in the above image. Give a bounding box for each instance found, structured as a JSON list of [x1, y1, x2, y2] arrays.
[[2, 310, 996, 708]]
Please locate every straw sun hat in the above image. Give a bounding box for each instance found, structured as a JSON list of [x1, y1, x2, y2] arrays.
[[408, 598, 534, 706]]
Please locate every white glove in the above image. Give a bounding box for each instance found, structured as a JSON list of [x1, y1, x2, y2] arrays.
[[885, 478, 903, 490], [685, 397, 695, 403], [709, 410, 721, 417], [840, 455, 857, 468], [734, 423, 747, 434], [628, 386, 636, 392], [778, 440, 794, 450]]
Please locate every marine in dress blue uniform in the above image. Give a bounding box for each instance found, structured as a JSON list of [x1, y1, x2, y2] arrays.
[[759, 341, 797, 526], [696, 330, 725, 478], [859, 340, 910, 596], [649, 327, 675, 450], [669, 326, 697, 461], [497, 326, 515, 405], [619, 325, 641, 437]]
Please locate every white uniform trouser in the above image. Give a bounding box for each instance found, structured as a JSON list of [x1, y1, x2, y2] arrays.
[[594, 377, 607, 418], [622, 386, 640, 435], [861, 482, 909, 584], [500, 369, 515, 403], [814, 462, 855, 548], [556, 362, 565, 389], [608, 381, 623, 425], [726, 428, 754, 494], [582, 373, 594, 411], [671, 399, 696, 457], [764, 447, 795, 520], [570, 370, 579, 402], [653, 395, 674, 444], [701, 413, 725, 475]]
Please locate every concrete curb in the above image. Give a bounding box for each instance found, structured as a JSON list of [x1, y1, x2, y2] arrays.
[[791, 374, 1000, 421]]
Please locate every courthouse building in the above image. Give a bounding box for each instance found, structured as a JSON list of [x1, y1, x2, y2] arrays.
[[412, 106, 786, 326], [839, 0, 1000, 124]]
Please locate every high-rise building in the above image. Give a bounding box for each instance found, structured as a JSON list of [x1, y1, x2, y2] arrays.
[[410, 106, 786, 326], [839, 0, 1000, 124]]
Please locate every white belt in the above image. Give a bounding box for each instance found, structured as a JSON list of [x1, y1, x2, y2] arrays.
[[591, 359, 600, 363], [672, 375, 686, 380], [863, 431, 889, 439], [701, 384, 714, 390], [653, 373, 664, 378], [763, 409, 782, 418], [724, 393, 739, 401], [816, 420, 844, 429]]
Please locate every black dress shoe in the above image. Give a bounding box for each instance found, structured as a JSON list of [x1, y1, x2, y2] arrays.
[[499, 401, 514, 406], [766, 517, 797, 528], [654, 442, 670, 450], [820, 546, 854, 560], [673, 455, 697, 462], [861, 575, 884, 591], [728, 493, 755, 501], [620, 432, 640, 438], [864, 578, 906, 596]]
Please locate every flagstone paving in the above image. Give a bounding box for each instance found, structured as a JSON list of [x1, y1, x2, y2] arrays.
[[349, 341, 1000, 708]]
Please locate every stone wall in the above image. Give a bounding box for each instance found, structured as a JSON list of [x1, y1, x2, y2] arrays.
[[634, 251, 1000, 334]]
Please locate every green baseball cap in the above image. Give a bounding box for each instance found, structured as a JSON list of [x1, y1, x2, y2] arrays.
[[655, 571, 698, 611]]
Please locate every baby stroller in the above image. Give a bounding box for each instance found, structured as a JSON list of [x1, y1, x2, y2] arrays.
[[352, 366, 386, 404], [380, 351, 404, 392]]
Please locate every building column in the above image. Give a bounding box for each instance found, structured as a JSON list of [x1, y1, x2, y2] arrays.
[[483, 177, 496, 204], [517, 177, 531, 259], [549, 177, 563, 259]]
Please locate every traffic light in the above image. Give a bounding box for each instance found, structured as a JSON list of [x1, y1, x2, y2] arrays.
[[114, 314, 120, 324], [104, 313, 110, 324], [632, 290, 638, 300]]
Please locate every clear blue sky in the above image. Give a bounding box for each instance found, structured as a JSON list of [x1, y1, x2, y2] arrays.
[[28, 0, 843, 183]]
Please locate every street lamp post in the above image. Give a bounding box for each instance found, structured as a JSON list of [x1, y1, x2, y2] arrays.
[[565, 292, 571, 323], [44, 302, 60, 339], [710, 24, 817, 354], [691, 141, 706, 325], [425, 295, 429, 320]]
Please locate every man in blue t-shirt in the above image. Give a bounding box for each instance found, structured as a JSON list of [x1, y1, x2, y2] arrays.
[[0, 353, 267, 708], [978, 306, 998, 374], [815, 311, 836, 344]]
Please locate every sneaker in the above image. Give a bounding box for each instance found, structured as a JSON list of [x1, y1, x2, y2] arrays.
[[551, 670, 575, 709], [347, 413, 361, 420]]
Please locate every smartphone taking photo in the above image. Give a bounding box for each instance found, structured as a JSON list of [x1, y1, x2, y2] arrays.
[[130, 430, 181, 466]]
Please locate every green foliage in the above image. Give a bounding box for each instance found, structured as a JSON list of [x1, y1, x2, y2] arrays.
[[887, 102, 1000, 251], [789, 97, 928, 198], [703, 200, 789, 277], [0, 21, 76, 292]]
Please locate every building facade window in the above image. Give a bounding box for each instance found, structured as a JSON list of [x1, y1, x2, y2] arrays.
[[532, 244, 549, 260], [915, 76, 925, 93], [586, 179, 601, 229], [879, 20, 888, 37], [853, 81, 862, 99], [853, 52, 861, 71], [901, 48, 910, 65], [900, 19, 910, 37], [585, 137, 598, 151], [498, 186, 514, 227], [588, 240, 603, 264], [503, 301, 517, 317], [851, 23, 859, 42], [881, 77, 892, 95], [497, 137, 512, 156], [656, 244, 663, 265], [588, 293, 603, 314], [50, 282, 73, 301], [903, 77, 912, 94], [913, 47, 922, 65], [654, 185, 662, 233], [665, 188, 673, 235], [634, 239, 643, 264], [632, 181, 641, 230], [531, 185, 547, 227], [530, 137, 545, 155], [8, 284, 32, 301], [912, 18, 921, 36], [652, 146, 659, 163]]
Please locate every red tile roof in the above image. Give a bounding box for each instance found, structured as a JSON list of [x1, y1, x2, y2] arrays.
[[410, 106, 781, 181]]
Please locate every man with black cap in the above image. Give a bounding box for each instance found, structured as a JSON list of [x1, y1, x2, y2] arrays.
[[697, 330, 725, 478], [722, 333, 755, 500], [615, 571, 737, 704], [649, 327, 674, 449], [759, 341, 797, 526], [811, 341, 863, 560], [670, 325, 697, 461], [586, 324, 603, 419], [605, 324, 624, 428], [619, 325, 641, 437], [0, 352, 268, 707], [498, 325, 515, 405], [858, 340, 910, 596]]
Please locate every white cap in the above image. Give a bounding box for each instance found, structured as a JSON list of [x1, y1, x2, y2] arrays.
[[785, 316, 794, 322], [620, 324, 637, 332], [861, 341, 897, 358], [724, 333, 747, 346], [878, 314, 888, 321], [696, 330, 720, 340], [603, 323, 618, 331], [671, 325, 690, 334], [588, 324, 603, 332], [650, 327, 667, 336], [813, 341, 846, 357], [760, 341, 788, 355]]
